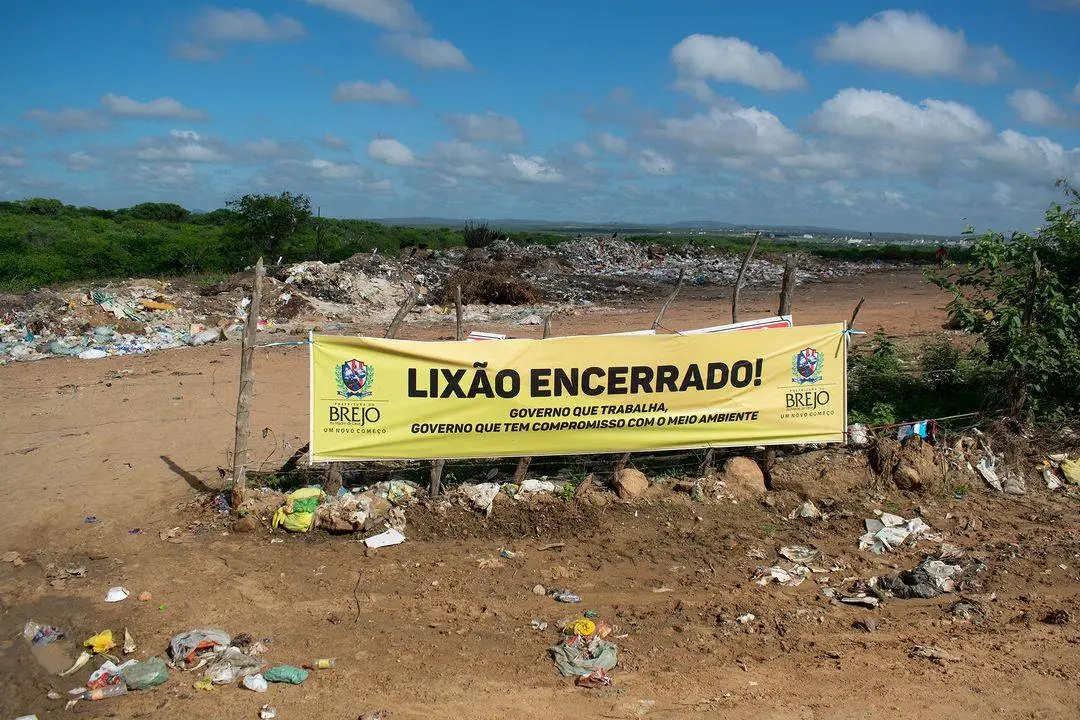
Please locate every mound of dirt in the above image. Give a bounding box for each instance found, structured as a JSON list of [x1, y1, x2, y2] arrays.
[[437, 268, 542, 305]]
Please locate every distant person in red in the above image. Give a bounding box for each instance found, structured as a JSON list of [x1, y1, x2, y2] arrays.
[[935, 245, 949, 268]]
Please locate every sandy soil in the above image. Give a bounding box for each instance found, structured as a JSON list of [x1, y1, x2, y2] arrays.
[[2, 270, 1078, 720]]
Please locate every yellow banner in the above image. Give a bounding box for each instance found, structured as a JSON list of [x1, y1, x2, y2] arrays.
[[309, 324, 847, 461]]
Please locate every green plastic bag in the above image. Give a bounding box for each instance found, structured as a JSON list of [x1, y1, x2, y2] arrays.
[[121, 656, 169, 690], [263, 664, 309, 684], [272, 487, 325, 533]]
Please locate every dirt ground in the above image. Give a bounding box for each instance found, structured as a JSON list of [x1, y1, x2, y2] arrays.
[[2, 270, 1078, 720]]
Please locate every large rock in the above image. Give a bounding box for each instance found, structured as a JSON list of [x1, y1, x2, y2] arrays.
[[614, 468, 649, 499], [721, 456, 766, 495]]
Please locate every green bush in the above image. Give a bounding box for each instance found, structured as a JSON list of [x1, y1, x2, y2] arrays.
[[928, 184, 1080, 420]]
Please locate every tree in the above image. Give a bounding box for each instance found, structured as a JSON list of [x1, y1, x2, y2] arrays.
[[225, 191, 312, 260], [126, 202, 190, 222], [929, 182, 1080, 419]]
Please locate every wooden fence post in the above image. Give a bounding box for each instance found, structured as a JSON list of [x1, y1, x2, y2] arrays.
[[429, 288, 466, 498], [778, 255, 795, 317], [231, 257, 264, 511], [455, 285, 463, 343], [731, 232, 760, 324], [513, 311, 554, 485], [652, 268, 685, 331]]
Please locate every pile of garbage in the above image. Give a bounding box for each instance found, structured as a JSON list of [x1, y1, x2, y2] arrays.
[[548, 613, 619, 688], [20, 620, 330, 715]]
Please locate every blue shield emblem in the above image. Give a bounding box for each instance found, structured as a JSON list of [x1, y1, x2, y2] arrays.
[[792, 347, 822, 384], [339, 359, 369, 397]]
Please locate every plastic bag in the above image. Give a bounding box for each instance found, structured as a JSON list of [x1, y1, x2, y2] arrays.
[[272, 487, 325, 533], [262, 665, 309, 684], [122, 657, 169, 690]]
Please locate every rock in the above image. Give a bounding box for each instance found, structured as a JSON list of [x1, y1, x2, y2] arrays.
[[231, 516, 261, 533], [721, 457, 765, 496], [793, 500, 820, 519], [894, 465, 922, 491], [614, 468, 649, 499]]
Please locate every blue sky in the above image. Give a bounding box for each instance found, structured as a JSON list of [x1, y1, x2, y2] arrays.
[[1, 1, 1078, 233]]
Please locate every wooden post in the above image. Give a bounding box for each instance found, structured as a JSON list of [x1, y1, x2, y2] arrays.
[[430, 287, 465, 498], [455, 285, 464, 342], [848, 297, 866, 328], [513, 311, 554, 485], [231, 257, 264, 510], [652, 268, 685, 331], [614, 452, 631, 474], [731, 232, 760, 324], [778, 255, 795, 317], [385, 288, 418, 339]]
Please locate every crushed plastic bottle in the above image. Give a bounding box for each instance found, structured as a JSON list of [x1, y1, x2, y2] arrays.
[[553, 592, 581, 603], [305, 658, 335, 670], [83, 685, 127, 701]]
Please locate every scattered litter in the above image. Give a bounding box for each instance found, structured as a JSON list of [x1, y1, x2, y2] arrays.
[[847, 423, 870, 447], [262, 665, 308, 684], [271, 487, 324, 533], [779, 545, 819, 564], [531, 620, 549, 631], [104, 586, 129, 603], [121, 657, 169, 690], [576, 667, 613, 688], [364, 527, 405, 548], [858, 514, 935, 554], [538, 543, 565, 551], [193, 677, 214, 691], [651, 586, 675, 593], [754, 566, 806, 587], [84, 516, 98, 524], [59, 652, 92, 677], [82, 685, 127, 700], [83, 630, 116, 654], [24, 621, 64, 646], [461, 483, 500, 516], [1061, 458, 1080, 484], [897, 420, 934, 441], [122, 628, 136, 654], [977, 456, 1003, 492], [879, 559, 963, 599], [737, 613, 756, 624], [552, 590, 582, 603], [168, 629, 231, 669], [260, 704, 278, 719], [520, 478, 556, 494], [243, 674, 269, 692], [138, 591, 152, 602], [549, 622, 618, 679]]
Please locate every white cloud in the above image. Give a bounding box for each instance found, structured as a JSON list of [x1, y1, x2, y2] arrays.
[[134, 130, 230, 162], [192, 8, 305, 42], [572, 141, 594, 158], [1008, 88, 1075, 127], [1071, 80, 1080, 103], [0, 147, 25, 168], [596, 132, 629, 155], [445, 112, 524, 144], [308, 158, 364, 180], [132, 162, 197, 185], [430, 140, 493, 177], [508, 154, 564, 183], [817, 10, 1012, 82], [671, 34, 806, 91], [382, 34, 471, 70], [609, 87, 633, 104], [657, 105, 803, 157], [638, 149, 675, 176], [304, 0, 427, 32], [321, 133, 351, 151], [978, 130, 1078, 180], [333, 79, 414, 104], [813, 89, 992, 144], [172, 41, 223, 62], [100, 94, 208, 120], [23, 107, 108, 132], [65, 152, 94, 172], [368, 138, 415, 166]]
